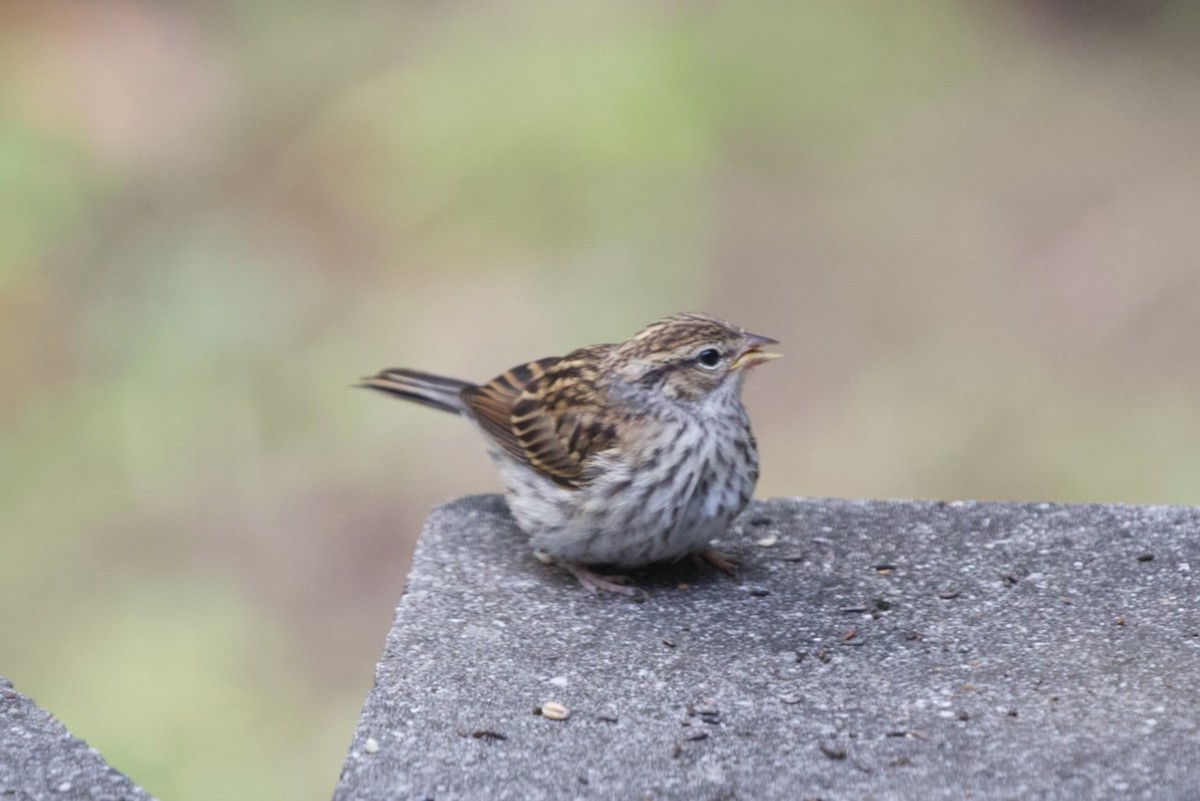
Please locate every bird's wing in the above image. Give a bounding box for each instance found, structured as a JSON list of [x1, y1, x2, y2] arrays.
[[462, 348, 619, 489]]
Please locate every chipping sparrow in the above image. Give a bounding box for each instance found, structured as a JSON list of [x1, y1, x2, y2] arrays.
[[360, 312, 779, 596]]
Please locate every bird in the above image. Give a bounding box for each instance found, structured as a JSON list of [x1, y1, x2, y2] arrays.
[[359, 312, 780, 596]]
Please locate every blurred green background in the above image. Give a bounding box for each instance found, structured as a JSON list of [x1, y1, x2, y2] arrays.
[[3, 0, 1200, 797]]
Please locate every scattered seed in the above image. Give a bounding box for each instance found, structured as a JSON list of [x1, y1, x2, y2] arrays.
[[471, 730, 507, 741], [819, 743, 847, 760], [780, 693, 803, 705], [364, 737, 379, 754], [677, 582, 691, 590], [1137, 553, 1155, 563], [746, 586, 771, 597], [533, 549, 555, 565], [749, 516, 773, 527], [905, 631, 924, 641], [662, 638, 676, 648], [597, 712, 619, 723], [695, 705, 719, 717], [540, 702, 570, 721], [815, 649, 832, 663], [890, 728, 930, 740], [957, 710, 970, 721], [840, 605, 869, 614], [685, 731, 709, 742], [874, 564, 895, 574], [873, 598, 892, 611], [938, 590, 960, 600], [1001, 572, 1019, 585], [841, 628, 858, 641], [756, 534, 779, 547], [1115, 616, 1125, 626]]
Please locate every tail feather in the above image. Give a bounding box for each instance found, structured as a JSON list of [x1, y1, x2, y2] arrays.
[[358, 368, 474, 415]]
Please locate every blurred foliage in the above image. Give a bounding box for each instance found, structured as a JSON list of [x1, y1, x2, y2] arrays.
[[2, 0, 1200, 798]]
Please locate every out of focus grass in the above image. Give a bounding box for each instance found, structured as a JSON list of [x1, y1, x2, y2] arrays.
[[3, 1, 1200, 798]]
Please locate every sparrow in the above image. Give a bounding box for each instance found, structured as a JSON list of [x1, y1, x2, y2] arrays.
[[359, 312, 779, 596]]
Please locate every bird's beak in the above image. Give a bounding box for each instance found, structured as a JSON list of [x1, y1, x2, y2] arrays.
[[730, 332, 781, 371]]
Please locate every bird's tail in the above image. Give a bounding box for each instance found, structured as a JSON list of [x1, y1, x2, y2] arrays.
[[357, 368, 474, 415]]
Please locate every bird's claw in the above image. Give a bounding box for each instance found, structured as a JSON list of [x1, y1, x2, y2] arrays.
[[699, 548, 740, 575], [566, 563, 647, 600]]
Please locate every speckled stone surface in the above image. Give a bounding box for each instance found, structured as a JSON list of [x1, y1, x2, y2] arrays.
[[0, 677, 152, 801], [335, 495, 1200, 801]]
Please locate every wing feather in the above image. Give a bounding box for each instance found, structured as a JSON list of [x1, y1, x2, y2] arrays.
[[461, 348, 619, 489]]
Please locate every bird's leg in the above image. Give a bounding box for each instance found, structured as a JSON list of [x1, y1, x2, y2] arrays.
[[698, 547, 740, 575], [565, 562, 646, 599]]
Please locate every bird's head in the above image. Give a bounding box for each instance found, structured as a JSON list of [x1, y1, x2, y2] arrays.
[[607, 312, 780, 405]]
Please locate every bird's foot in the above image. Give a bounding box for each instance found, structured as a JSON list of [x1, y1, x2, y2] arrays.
[[565, 562, 647, 599], [698, 548, 740, 575]]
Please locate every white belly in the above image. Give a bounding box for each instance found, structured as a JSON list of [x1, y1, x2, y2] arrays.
[[492, 414, 758, 568]]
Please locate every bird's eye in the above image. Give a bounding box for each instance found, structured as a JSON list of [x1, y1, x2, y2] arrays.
[[696, 348, 722, 369]]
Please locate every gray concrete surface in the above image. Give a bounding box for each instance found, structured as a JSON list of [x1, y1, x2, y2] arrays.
[[0, 677, 152, 801], [335, 495, 1200, 801]]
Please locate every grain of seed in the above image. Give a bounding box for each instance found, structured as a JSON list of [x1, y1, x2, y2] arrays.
[[541, 701, 570, 720]]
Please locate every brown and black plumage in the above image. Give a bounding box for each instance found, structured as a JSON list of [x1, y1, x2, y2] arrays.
[[360, 312, 779, 595]]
